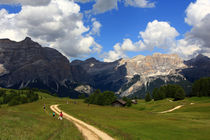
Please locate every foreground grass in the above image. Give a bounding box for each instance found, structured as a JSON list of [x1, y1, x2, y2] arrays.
[[0, 92, 83, 140], [60, 97, 210, 140]]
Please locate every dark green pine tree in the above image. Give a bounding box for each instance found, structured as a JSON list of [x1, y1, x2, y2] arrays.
[[145, 92, 152, 102], [174, 87, 185, 101]]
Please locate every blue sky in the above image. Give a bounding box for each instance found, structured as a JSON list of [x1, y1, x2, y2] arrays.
[[0, 0, 209, 61], [85, 0, 194, 57]]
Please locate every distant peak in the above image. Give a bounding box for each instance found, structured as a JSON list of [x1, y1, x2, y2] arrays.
[[196, 54, 205, 59], [23, 37, 32, 42], [85, 57, 98, 62]]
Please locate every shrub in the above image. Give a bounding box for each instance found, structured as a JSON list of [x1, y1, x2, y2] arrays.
[[85, 90, 116, 106], [0, 89, 6, 97], [174, 87, 185, 101], [191, 77, 210, 97], [152, 84, 186, 101], [145, 92, 152, 102], [1, 89, 39, 106], [8, 99, 20, 106], [122, 97, 132, 107]]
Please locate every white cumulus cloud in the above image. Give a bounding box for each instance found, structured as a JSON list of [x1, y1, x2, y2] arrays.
[[105, 0, 210, 62], [0, 0, 102, 59], [90, 18, 102, 36], [170, 39, 201, 59], [185, 0, 210, 26], [104, 20, 179, 62], [140, 20, 179, 50], [173, 0, 210, 59]]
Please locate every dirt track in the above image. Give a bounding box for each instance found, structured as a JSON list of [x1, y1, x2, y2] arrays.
[[159, 105, 184, 113], [50, 105, 114, 140]]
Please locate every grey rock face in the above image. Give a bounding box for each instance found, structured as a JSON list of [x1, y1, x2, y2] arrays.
[[0, 37, 209, 98], [0, 37, 80, 97], [116, 53, 190, 97], [70, 58, 127, 92], [181, 54, 210, 82]]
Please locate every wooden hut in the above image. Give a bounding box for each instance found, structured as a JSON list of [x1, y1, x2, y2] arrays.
[[112, 99, 127, 107]]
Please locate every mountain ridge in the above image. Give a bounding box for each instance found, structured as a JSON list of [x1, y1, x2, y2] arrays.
[[0, 38, 209, 98]]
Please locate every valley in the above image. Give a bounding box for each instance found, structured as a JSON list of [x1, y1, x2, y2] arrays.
[[1, 38, 210, 98], [1, 0, 210, 140], [1, 90, 210, 140]]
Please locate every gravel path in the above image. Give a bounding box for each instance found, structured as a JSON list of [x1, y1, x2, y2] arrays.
[[50, 105, 114, 140], [159, 105, 184, 113]]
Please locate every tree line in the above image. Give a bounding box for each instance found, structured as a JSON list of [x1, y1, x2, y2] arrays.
[[145, 84, 185, 102], [84, 89, 116, 106], [145, 77, 210, 102], [0, 89, 39, 106], [191, 77, 210, 97]]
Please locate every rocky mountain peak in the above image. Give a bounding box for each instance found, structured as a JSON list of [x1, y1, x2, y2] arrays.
[[23, 37, 32, 41], [85, 57, 99, 63], [118, 53, 186, 78], [195, 54, 209, 60], [0, 37, 77, 97]]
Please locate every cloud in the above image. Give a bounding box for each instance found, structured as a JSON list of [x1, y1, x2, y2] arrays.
[[124, 0, 155, 8], [104, 43, 127, 62], [91, 0, 119, 14], [139, 20, 179, 49], [0, 0, 51, 6], [170, 39, 201, 59], [104, 20, 179, 62], [185, 0, 210, 26], [82, 0, 155, 14], [173, 0, 210, 59], [74, 0, 94, 3], [0, 0, 102, 59], [187, 14, 210, 48], [90, 18, 102, 36]]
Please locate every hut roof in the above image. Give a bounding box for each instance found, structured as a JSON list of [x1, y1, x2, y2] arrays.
[[112, 99, 127, 105]]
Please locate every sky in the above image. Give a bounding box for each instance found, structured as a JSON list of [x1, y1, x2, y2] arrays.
[[0, 0, 210, 62]]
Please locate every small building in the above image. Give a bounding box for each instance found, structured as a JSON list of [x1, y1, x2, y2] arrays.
[[112, 99, 127, 107], [131, 99, 138, 104]]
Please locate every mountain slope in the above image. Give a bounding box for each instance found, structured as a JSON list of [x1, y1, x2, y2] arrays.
[[0, 38, 209, 98], [181, 54, 210, 82], [0, 37, 79, 97], [70, 58, 127, 92]]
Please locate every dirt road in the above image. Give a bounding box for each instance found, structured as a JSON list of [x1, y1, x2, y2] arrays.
[[50, 105, 114, 140], [159, 105, 183, 113]]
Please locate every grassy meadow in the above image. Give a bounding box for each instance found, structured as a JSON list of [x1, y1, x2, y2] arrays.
[[60, 97, 210, 140], [0, 91, 83, 140], [0, 88, 210, 140]]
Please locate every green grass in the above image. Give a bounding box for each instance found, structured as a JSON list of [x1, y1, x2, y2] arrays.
[[60, 97, 210, 140], [1, 88, 210, 140], [0, 91, 83, 140]]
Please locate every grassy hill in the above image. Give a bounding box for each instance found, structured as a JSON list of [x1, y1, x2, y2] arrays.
[[0, 88, 210, 140], [0, 89, 83, 140], [60, 97, 210, 140]]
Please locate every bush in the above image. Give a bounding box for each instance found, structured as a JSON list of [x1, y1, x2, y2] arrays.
[[191, 77, 210, 97], [78, 93, 86, 99], [174, 87, 185, 101], [8, 97, 21, 106], [152, 84, 186, 101], [145, 92, 152, 102], [0, 89, 6, 97], [1, 89, 39, 106], [153, 88, 165, 101], [85, 90, 116, 106], [122, 97, 132, 107]]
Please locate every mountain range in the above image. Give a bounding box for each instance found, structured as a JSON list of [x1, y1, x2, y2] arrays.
[[0, 38, 209, 98]]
